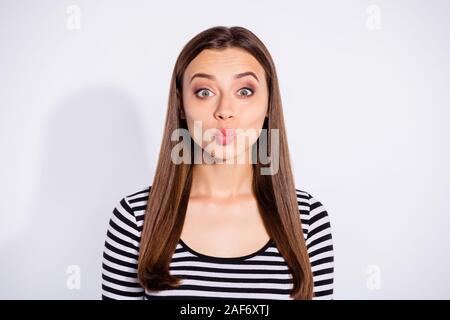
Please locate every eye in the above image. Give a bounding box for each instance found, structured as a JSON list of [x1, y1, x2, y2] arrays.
[[195, 88, 215, 99], [238, 87, 254, 98]]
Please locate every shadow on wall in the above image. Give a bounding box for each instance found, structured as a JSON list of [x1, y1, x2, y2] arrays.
[[1, 86, 152, 299]]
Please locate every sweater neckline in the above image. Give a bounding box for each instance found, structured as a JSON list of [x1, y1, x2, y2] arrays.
[[178, 238, 273, 263]]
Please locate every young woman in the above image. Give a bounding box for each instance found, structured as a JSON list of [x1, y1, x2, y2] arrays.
[[101, 26, 334, 300]]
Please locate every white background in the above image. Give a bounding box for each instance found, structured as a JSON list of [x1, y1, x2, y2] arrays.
[[0, 0, 449, 299]]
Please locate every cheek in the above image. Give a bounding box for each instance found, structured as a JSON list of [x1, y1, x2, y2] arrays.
[[183, 108, 215, 144], [240, 103, 267, 127], [182, 97, 210, 121], [246, 92, 268, 117], [184, 109, 213, 136]]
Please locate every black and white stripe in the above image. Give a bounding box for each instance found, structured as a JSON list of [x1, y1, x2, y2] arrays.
[[102, 186, 334, 300]]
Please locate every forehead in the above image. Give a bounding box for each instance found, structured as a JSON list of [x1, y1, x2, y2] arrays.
[[183, 47, 265, 83]]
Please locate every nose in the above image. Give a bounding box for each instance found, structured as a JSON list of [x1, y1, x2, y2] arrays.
[[213, 95, 235, 121]]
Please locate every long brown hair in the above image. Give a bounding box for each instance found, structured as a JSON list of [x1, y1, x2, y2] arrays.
[[137, 26, 314, 299]]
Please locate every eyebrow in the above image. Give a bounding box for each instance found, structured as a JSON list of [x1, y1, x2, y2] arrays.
[[189, 71, 259, 84]]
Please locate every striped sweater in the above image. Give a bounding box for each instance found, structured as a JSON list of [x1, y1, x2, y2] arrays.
[[101, 186, 334, 300]]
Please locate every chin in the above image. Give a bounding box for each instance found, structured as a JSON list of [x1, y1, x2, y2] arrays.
[[208, 146, 251, 164]]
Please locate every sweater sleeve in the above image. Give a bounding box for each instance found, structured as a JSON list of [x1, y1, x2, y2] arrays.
[[306, 194, 335, 300], [101, 197, 145, 300]]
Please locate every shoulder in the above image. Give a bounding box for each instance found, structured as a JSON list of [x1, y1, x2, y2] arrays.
[[123, 185, 152, 213], [123, 185, 152, 223], [125, 185, 152, 200], [110, 185, 152, 241], [295, 188, 334, 299], [116, 185, 332, 239], [295, 188, 332, 239]]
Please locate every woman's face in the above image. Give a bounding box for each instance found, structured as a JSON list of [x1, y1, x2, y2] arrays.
[[181, 47, 269, 163]]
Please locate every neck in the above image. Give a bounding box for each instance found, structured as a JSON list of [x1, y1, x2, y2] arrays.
[[190, 162, 254, 199]]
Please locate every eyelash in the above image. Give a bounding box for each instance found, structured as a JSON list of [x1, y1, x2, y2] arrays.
[[194, 87, 254, 99]]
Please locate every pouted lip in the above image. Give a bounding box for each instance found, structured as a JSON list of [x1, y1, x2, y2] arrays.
[[215, 127, 236, 136]]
